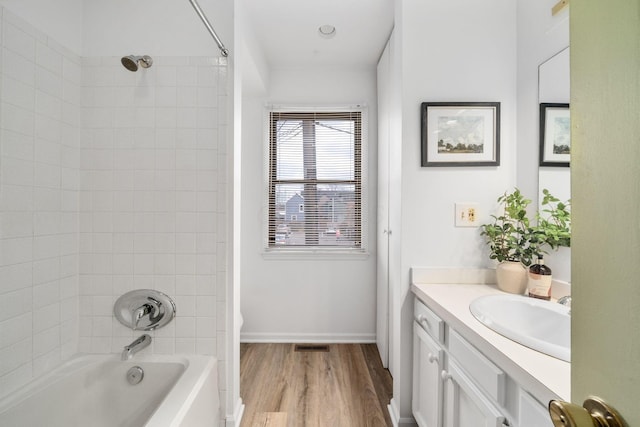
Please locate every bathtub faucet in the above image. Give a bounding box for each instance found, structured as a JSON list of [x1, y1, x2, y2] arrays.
[[122, 334, 152, 361]]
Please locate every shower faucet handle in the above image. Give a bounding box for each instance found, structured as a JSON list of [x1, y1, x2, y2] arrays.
[[114, 290, 176, 331]]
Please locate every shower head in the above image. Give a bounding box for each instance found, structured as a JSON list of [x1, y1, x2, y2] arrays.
[[121, 55, 153, 72]]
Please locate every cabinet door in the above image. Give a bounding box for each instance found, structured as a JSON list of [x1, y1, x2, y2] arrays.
[[519, 391, 554, 427], [442, 360, 507, 427], [413, 322, 444, 427]]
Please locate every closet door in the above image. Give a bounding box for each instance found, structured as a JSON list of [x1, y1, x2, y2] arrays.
[[376, 34, 391, 368]]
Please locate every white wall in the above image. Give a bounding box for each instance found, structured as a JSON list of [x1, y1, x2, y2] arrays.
[[0, 6, 81, 396], [240, 66, 379, 342], [0, 0, 83, 54], [389, 0, 519, 422]]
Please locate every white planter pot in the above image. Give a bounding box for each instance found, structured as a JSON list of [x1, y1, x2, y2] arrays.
[[496, 261, 528, 294]]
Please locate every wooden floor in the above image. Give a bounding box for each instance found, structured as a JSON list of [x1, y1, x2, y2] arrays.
[[240, 343, 393, 427]]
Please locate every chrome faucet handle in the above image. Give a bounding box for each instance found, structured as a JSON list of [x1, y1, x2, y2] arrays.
[[133, 303, 154, 330], [557, 295, 572, 315], [132, 297, 165, 330], [114, 290, 176, 332]]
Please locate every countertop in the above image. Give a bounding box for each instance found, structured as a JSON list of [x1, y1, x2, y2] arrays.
[[411, 282, 570, 403]]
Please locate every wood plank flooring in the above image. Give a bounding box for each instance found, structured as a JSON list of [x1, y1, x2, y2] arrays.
[[240, 343, 393, 427]]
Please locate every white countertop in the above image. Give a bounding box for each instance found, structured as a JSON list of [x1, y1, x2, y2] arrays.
[[411, 282, 570, 402]]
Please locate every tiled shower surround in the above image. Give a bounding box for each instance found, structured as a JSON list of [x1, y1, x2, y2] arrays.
[[0, 6, 229, 409]]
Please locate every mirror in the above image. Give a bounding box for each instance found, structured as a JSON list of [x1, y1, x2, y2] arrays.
[[538, 46, 570, 281]]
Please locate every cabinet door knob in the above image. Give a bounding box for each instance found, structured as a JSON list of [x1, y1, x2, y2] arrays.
[[549, 396, 626, 427], [440, 370, 452, 382], [427, 353, 438, 364], [417, 314, 430, 327]]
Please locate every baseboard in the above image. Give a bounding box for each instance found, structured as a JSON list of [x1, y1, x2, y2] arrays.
[[240, 332, 376, 343], [388, 398, 418, 427], [388, 400, 399, 427], [225, 397, 244, 427]]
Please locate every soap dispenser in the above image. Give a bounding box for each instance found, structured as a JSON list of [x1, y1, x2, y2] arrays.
[[527, 255, 552, 300]]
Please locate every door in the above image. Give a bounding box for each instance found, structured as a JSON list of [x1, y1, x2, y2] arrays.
[[571, 2, 640, 425], [376, 34, 391, 368], [413, 322, 444, 427], [442, 360, 506, 427]]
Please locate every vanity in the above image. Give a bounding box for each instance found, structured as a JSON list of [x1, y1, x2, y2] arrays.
[[410, 268, 570, 427]]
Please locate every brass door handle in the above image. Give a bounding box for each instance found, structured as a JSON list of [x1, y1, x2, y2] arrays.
[[548, 396, 627, 427]]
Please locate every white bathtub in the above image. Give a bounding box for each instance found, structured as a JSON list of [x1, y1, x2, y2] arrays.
[[0, 354, 219, 427]]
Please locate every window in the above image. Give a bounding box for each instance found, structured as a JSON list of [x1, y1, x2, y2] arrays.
[[268, 110, 363, 250]]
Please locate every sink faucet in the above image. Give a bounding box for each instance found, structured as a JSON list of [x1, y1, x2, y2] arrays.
[[121, 334, 152, 361], [557, 295, 572, 314]]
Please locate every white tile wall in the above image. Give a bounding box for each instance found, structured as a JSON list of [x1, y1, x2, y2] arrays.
[[79, 56, 228, 402], [0, 7, 81, 397], [0, 6, 229, 408]]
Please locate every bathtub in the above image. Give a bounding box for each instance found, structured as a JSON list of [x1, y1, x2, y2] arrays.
[[0, 354, 219, 427]]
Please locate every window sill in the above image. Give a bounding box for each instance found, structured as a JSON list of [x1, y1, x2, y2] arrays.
[[262, 248, 370, 261]]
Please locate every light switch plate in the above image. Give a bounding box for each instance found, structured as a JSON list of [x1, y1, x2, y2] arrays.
[[455, 203, 479, 227]]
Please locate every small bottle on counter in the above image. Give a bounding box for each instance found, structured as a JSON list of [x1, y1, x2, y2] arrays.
[[527, 255, 552, 300]]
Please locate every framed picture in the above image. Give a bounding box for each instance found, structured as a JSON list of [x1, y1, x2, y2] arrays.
[[421, 102, 500, 167], [539, 103, 570, 167]]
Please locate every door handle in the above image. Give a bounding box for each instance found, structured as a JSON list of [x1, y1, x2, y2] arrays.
[[548, 396, 626, 427]]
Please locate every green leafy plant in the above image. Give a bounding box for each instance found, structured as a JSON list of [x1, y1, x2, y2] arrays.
[[534, 189, 571, 249], [480, 188, 571, 266]]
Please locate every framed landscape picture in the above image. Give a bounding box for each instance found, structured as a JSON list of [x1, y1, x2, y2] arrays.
[[540, 103, 570, 167], [421, 102, 500, 167]]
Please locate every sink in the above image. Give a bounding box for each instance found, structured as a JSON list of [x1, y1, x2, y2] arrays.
[[469, 294, 570, 362]]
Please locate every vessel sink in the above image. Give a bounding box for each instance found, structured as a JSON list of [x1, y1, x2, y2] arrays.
[[469, 294, 570, 362]]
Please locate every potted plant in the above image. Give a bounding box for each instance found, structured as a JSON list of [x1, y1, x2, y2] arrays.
[[480, 188, 571, 294]]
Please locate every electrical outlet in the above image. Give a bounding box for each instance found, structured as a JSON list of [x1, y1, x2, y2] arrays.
[[455, 203, 479, 227]]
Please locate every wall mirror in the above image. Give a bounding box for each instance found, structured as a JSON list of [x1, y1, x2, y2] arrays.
[[538, 46, 570, 281]]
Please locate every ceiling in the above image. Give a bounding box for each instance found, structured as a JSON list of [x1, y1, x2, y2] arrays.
[[242, 0, 394, 68]]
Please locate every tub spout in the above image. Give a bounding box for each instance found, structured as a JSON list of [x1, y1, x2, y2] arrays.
[[122, 334, 152, 361]]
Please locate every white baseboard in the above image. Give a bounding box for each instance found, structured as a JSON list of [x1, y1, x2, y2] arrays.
[[388, 398, 417, 427], [225, 398, 244, 427], [240, 332, 376, 343], [388, 401, 399, 427]]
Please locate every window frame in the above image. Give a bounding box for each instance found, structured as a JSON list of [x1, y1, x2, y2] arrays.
[[263, 106, 368, 257]]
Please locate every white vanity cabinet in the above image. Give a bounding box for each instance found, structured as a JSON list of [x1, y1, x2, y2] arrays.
[[413, 297, 553, 427]]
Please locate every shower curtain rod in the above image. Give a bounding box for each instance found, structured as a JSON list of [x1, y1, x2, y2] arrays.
[[188, 0, 229, 57]]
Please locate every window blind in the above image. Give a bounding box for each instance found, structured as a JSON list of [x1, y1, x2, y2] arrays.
[[268, 111, 363, 249]]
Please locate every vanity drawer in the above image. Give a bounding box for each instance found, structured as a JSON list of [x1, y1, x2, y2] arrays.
[[414, 298, 444, 342], [448, 329, 506, 405]]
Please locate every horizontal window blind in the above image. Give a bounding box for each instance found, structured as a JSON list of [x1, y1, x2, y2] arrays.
[[268, 111, 362, 249]]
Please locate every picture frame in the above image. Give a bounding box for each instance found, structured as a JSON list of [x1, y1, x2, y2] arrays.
[[421, 102, 500, 167], [539, 103, 570, 167]]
